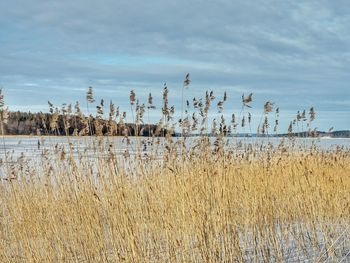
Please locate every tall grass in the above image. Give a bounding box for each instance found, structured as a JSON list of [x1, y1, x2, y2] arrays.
[[0, 77, 349, 262]]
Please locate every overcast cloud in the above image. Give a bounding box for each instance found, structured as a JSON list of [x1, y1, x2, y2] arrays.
[[0, 0, 349, 131]]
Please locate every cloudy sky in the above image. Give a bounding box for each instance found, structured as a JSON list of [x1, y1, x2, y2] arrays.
[[0, 0, 349, 131]]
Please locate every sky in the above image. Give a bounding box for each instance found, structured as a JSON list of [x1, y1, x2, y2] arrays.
[[0, 0, 349, 132]]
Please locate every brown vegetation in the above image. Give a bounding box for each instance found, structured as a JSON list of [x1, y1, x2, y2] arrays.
[[0, 77, 349, 262]]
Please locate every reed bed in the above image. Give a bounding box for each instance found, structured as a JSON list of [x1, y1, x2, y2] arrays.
[[0, 77, 349, 262]]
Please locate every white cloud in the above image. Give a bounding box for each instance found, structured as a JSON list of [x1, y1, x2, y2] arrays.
[[0, 0, 349, 130]]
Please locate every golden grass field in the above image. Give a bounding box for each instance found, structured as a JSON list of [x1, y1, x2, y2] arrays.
[[0, 137, 349, 262], [0, 83, 349, 262]]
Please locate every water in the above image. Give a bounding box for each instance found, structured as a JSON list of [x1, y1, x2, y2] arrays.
[[0, 136, 349, 159]]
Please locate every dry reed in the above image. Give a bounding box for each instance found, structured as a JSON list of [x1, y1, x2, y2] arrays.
[[0, 77, 349, 262]]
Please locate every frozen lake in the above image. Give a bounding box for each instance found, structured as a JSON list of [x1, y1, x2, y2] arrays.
[[0, 136, 349, 160]]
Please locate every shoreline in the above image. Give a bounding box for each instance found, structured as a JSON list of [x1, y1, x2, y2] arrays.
[[0, 135, 349, 139]]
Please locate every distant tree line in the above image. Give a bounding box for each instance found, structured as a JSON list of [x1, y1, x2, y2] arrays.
[[2, 111, 349, 138], [3, 111, 165, 136]]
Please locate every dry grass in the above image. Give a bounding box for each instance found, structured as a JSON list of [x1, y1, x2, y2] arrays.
[[0, 79, 349, 262], [0, 138, 349, 262]]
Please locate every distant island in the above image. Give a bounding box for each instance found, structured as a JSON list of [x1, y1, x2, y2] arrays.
[[274, 130, 350, 138], [2, 111, 158, 137], [2, 111, 350, 138]]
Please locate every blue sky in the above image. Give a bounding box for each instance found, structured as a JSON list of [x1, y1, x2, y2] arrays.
[[0, 0, 349, 131]]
